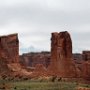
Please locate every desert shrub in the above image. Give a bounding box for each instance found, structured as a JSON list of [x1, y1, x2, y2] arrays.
[[49, 76, 57, 82], [0, 79, 90, 90], [52, 76, 57, 82], [55, 77, 62, 82]]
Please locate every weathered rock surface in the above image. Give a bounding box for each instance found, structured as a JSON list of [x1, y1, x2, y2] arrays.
[[0, 33, 31, 78], [82, 61, 90, 80], [0, 33, 19, 75], [82, 51, 90, 80], [82, 51, 90, 61], [0, 33, 19, 63], [73, 53, 83, 63], [20, 52, 51, 68], [30, 64, 47, 77], [0, 32, 90, 82], [48, 31, 77, 77], [19, 31, 90, 81]]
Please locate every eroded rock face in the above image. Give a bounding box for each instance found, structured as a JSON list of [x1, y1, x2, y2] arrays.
[[20, 52, 51, 68], [49, 31, 76, 77], [0, 32, 90, 81], [82, 61, 90, 80], [0, 33, 19, 63], [82, 51, 90, 80], [31, 64, 47, 77], [82, 51, 90, 61], [0, 33, 19, 75], [0, 58, 10, 74], [0, 33, 31, 78]]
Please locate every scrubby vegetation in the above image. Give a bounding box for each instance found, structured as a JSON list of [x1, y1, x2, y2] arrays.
[[0, 79, 90, 90]]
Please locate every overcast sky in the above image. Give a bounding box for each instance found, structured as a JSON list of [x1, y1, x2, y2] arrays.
[[0, 0, 90, 54]]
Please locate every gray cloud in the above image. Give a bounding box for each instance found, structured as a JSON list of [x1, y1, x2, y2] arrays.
[[0, 0, 90, 54]]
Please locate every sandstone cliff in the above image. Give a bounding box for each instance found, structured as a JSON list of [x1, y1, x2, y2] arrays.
[[48, 31, 77, 77]]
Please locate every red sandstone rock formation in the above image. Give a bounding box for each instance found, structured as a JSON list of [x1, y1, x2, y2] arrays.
[[19, 31, 90, 80], [31, 64, 47, 77], [48, 31, 77, 77], [0, 33, 31, 77], [20, 52, 51, 68], [0, 33, 19, 63], [82, 61, 90, 80], [0, 33, 19, 75], [82, 51, 90, 80], [0, 32, 90, 82], [82, 51, 90, 61]]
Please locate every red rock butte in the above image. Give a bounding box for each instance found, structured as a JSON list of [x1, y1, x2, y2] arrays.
[[0, 33, 19, 63], [48, 31, 77, 77], [0, 33, 19, 75], [0, 33, 31, 77]]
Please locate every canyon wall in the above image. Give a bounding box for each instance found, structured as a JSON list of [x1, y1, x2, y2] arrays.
[[20, 52, 51, 68]]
